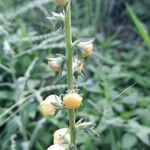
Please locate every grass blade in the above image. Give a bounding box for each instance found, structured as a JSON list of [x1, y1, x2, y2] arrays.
[[126, 4, 150, 48]]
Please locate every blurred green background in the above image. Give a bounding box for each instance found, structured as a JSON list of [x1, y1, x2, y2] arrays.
[[0, 0, 150, 149]]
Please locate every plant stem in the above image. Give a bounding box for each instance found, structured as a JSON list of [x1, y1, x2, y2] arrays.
[[64, 1, 77, 150]]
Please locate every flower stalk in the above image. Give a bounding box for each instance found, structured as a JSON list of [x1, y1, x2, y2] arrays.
[[64, 1, 77, 150], [40, 1, 95, 149]]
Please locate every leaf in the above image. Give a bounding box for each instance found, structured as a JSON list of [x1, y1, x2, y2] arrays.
[[127, 120, 150, 146], [122, 133, 137, 149], [47, 12, 65, 23], [0, 90, 13, 100], [126, 4, 150, 48], [137, 132, 150, 146]]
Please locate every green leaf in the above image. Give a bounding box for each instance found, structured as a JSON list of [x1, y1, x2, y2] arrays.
[[0, 90, 13, 100], [127, 120, 150, 146], [122, 133, 137, 149], [126, 4, 150, 48]]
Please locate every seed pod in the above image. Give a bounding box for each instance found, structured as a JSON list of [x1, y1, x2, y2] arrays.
[[79, 41, 94, 58], [47, 144, 65, 150], [53, 128, 70, 144], [55, 0, 69, 6], [40, 95, 61, 117], [63, 93, 83, 109]]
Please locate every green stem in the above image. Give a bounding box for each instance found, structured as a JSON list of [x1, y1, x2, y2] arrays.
[[64, 1, 77, 150]]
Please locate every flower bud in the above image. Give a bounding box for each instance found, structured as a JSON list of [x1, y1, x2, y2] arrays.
[[73, 58, 84, 75], [53, 128, 70, 144], [48, 57, 64, 72], [40, 95, 61, 117], [63, 93, 83, 109], [47, 144, 65, 150], [55, 0, 69, 6], [79, 41, 94, 58], [48, 61, 61, 72]]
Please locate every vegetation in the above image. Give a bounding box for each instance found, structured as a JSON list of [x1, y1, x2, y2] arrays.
[[0, 0, 150, 149]]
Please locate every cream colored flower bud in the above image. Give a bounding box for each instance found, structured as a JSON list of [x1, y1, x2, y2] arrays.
[[63, 93, 83, 109], [55, 0, 69, 6], [47, 144, 65, 150], [48, 60, 61, 72], [48, 56, 64, 72], [54, 128, 70, 144], [79, 42, 94, 58], [40, 95, 61, 117]]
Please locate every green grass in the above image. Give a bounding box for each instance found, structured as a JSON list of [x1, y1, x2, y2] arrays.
[[0, 0, 150, 149]]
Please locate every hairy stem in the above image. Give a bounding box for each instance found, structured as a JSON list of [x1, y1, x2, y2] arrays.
[[64, 1, 76, 150]]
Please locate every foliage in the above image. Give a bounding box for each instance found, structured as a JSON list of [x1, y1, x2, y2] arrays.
[[0, 0, 150, 149]]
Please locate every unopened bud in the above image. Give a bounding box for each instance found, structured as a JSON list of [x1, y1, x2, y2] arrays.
[[63, 93, 83, 109], [48, 60, 61, 72], [55, 0, 69, 6], [53, 128, 70, 144], [73, 58, 84, 75], [40, 95, 61, 117], [79, 41, 94, 58], [48, 57, 64, 72], [47, 144, 65, 150]]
